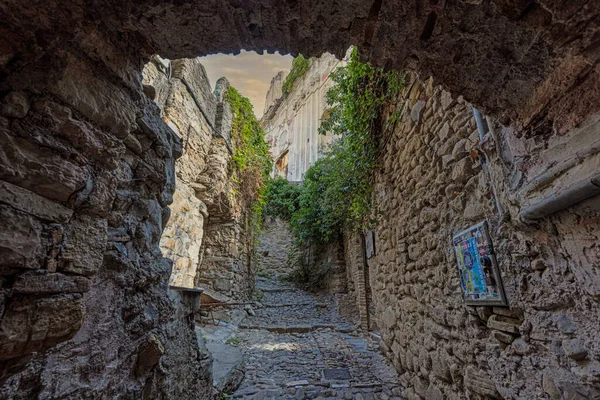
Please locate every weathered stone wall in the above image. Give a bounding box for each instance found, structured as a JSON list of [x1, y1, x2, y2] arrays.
[[0, 0, 599, 396], [262, 53, 343, 181], [370, 77, 600, 399], [256, 218, 295, 277], [263, 71, 288, 118], [143, 57, 257, 300], [342, 231, 373, 331], [0, 44, 211, 397], [4, 0, 598, 139]]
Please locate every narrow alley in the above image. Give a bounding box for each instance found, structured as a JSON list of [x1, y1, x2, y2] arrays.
[[2, 2, 600, 398], [201, 274, 401, 400]]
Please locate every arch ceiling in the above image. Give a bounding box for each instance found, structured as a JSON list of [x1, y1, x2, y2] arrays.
[[1, 0, 598, 132]]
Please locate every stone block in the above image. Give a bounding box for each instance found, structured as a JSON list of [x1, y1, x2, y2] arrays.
[[430, 350, 451, 382], [0, 130, 90, 203], [451, 138, 468, 159], [542, 372, 562, 400], [12, 272, 90, 294], [553, 314, 577, 334], [411, 100, 426, 123], [440, 91, 456, 110], [381, 306, 396, 329], [411, 375, 428, 398], [136, 333, 165, 376], [1, 91, 30, 118], [0, 180, 73, 223], [464, 366, 501, 398], [492, 330, 516, 345], [0, 294, 84, 360], [492, 307, 523, 320], [437, 122, 451, 141], [35, 100, 125, 170], [562, 339, 588, 360], [59, 215, 107, 276], [510, 338, 532, 355], [476, 306, 493, 322], [451, 157, 474, 183], [487, 314, 521, 334], [0, 204, 43, 269], [51, 51, 136, 139], [425, 384, 444, 400]]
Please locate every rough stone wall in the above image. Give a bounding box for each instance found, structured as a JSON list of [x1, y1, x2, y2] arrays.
[[0, 43, 210, 398], [0, 0, 599, 395], [256, 218, 295, 277], [342, 231, 373, 331], [4, 1, 598, 139], [301, 241, 347, 294], [143, 57, 257, 300], [370, 77, 600, 399], [263, 71, 288, 118], [262, 53, 343, 181]]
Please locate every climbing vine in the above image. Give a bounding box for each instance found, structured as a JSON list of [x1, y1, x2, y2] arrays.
[[311, 47, 404, 237], [226, 87, 273, 230], [282, 55, 310, 98], [265, 47, 404, 244]]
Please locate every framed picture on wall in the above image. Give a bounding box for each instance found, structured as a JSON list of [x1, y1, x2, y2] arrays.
[[453, 221, 508, 306]]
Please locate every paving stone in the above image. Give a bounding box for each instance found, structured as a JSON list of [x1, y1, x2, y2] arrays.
[[231, 277, 400, 399]]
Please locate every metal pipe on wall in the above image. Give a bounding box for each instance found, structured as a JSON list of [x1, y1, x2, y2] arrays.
[[473, 108, 505, 220], [520, 175, 600, 220]]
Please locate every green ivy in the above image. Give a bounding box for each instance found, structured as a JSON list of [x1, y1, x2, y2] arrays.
[[225, 87, 273, 231], [282, 55, 310, 98], [266, 48, 404, 245]]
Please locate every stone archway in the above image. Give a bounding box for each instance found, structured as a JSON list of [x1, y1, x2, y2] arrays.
[[0, 1, 598, 398]]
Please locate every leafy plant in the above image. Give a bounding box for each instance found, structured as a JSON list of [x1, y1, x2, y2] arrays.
[[282, 55, 310, 98], [263, 48, 404, 285], [291, 47, 404, 243], [226, 87, 273, 231], [280, 243, 332, 291], [264, 177, 302, 221], [225, 337, 240, 345]]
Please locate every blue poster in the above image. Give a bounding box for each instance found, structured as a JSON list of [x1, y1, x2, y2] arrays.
[[453, 221, 507, 305]]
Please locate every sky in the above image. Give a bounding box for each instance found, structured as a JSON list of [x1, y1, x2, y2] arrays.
[[198, 50, 293, 117]]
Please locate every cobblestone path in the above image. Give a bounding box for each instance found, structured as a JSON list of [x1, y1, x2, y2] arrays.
[[231, 277, 402, 399]]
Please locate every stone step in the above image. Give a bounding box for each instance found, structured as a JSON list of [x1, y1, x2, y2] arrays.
[[259, 287, 296, 293], [261, 302, 328, 308], [238, 323, 338, 333]]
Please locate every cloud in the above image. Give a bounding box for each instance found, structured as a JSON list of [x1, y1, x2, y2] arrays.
[[198, 50, 293, 116]]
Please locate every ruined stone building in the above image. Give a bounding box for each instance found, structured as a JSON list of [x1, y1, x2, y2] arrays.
[[0, 1, 599, 399], [143, 57, 256, 300], [262, 53, 344, 182]]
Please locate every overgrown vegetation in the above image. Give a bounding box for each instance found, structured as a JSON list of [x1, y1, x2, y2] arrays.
[[266, 48, 404, 244], [264, 177, 302, 221], [226, 87, 273, 231], [282, 54, 310, 98]]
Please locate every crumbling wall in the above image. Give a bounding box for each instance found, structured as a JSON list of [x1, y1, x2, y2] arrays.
[[143, 58, 257, 300], [262, 53, 343, 181], [0, 44, 210, 398], [370, 77, 600, 399]]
